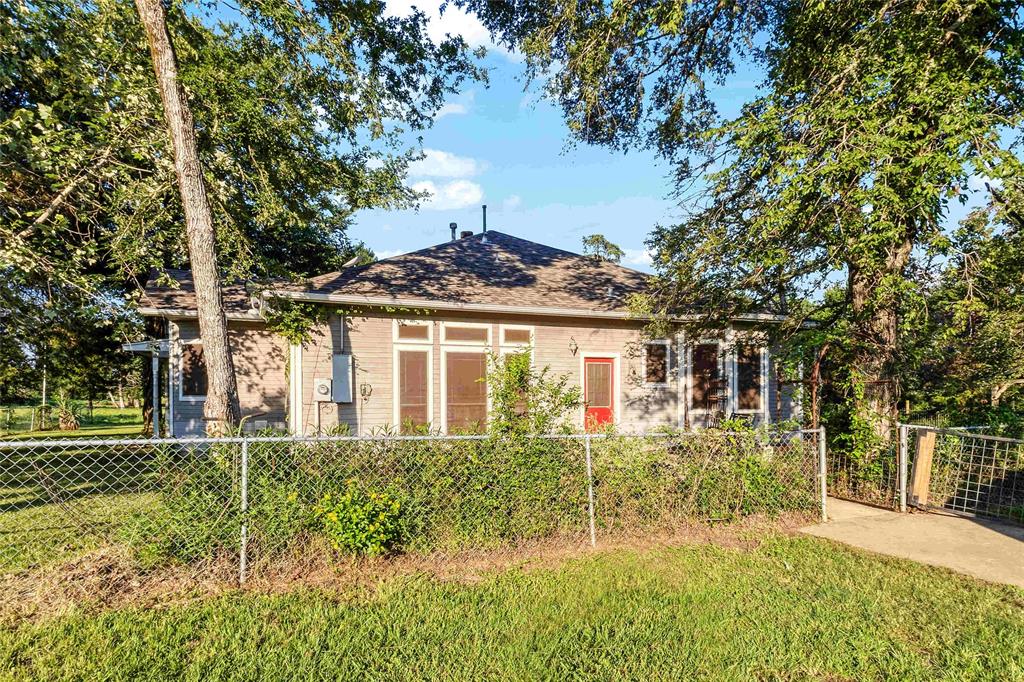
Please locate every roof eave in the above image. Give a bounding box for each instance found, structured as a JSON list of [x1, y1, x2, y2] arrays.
[[265, 289, 791, 324], [137, 306, 262, 321]]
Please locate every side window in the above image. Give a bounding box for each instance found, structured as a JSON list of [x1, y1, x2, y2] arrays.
[[181, 342, 208, 398], [737, 345, 763, 411], [446, 351, 487, 433], [397, 349, 430, 433], [644, 342, 668, 385]]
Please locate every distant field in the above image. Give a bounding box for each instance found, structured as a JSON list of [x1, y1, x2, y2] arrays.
[[0, 406, 143, 439], [2, 537, 1022, 681]]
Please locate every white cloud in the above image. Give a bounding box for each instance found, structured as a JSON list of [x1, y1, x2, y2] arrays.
[[409, 149, 485, 178], [623, 248, 653, 267], [501, 194, 522, 211], [376, 248, 406, 260], [436, 102, 468, 118], [412, 179, 484, 210], [384, 1, 517, 60]]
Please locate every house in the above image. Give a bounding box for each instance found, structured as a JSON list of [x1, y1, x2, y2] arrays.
[[138, 230, 801, 436]]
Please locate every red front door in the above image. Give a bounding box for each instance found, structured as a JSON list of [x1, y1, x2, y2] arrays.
[[584, 357, 614, 430]]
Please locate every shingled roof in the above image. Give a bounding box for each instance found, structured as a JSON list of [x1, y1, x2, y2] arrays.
[[140, 268, 258, 316], [307, 231, 650, 313], [141, 232, 652, 318]]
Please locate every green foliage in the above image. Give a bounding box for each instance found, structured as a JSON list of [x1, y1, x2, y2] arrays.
[[313, 484, 405, 556], [581, 234, 625, 263], [261, 298, 330, 346], [53, 393, 81, 431], [462, 0, 1024, 452], [122, 432, 817, 567], [1, 0, 481, 325], [486, 350, 582, 435]]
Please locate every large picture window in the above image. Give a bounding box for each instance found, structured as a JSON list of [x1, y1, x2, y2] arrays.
[[736, 345, 763, 411], [445, 351, 487, 433], [180, 342, 207, 398], [690, 343, 721, 411], [397, 349, 430, 433]]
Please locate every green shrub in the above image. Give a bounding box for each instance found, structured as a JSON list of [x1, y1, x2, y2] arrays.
[[313, 483, 405, 556]]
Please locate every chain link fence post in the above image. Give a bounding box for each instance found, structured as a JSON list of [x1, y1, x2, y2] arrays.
[[818, 425, 828, 522], [585, 434, 596, 547], [239, 438, 249, 585], [898, 423, 909, 513]]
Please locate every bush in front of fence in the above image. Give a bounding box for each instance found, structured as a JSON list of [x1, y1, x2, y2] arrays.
[[114, 430, 817, 568]]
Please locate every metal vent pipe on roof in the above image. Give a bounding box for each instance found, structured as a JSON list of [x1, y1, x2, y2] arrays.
[[482, 204, 487, 233], [450, 222, 457, 241]]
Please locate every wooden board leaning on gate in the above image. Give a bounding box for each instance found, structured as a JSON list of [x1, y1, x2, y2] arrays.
[[909, 430, 937, 508]]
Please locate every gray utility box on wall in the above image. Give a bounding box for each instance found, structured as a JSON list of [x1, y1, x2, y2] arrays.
[[332, 354, 353, 403]]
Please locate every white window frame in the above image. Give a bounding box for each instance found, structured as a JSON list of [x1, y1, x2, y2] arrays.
[[392, 345, 434, 431], [393, 319, 433, 345], [498, 324, 535, 366], [499, 324, 533, 348], [579, 352, 621, 428], [440, 321, 492, 346], [177, 338, 207, 402], [641, 339, 672, 387], [440, 347, 491, 435]]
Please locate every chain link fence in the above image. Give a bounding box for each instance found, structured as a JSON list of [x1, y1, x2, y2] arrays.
[[1, 429, 824, 584], [826, 443, 901, 509]]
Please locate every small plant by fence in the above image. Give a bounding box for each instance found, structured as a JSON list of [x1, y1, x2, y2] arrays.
[[0, 429, 824, 583]]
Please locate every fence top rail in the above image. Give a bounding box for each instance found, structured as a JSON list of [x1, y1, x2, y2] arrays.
[[900, 423, 1024, 446], [0, 428, 821, 450]]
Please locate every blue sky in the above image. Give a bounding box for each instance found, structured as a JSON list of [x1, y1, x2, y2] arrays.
[[349, 3, 983, 272], [347, 3, 715, 271]]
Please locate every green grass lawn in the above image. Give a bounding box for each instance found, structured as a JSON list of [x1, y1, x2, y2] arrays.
[[1, 406, 143, 440], [2, 536, 1022, 681]]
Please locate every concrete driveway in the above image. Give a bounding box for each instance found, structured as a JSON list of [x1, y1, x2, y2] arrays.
[[801, 498, 1024, 588]]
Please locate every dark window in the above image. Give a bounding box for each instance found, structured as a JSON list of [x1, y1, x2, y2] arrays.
[[446, 352, 487, 432], [398, 350, 429, 433], [445, 325, 488, 343], [397, 323, 430, 341], [503, 328, 531, 344], [737, 345, 762, 411], [645, 343, 668, 384], [690, 344, 721, 411], [181, 343, 208, 397]]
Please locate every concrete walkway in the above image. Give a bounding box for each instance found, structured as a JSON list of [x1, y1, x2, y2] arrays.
[[801, 498, 1024, 588]]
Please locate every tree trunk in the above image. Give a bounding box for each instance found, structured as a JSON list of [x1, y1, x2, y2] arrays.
[[847, 237, 913, 450], [134, 0, 240, 434]]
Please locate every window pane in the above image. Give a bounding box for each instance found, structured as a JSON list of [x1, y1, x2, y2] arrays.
[[737, 345, 762, 410], [585, 362, 612, 407], [690, 344, 721, 410], [445, 325, 488, 343], [181, 343, 208, 397], [397, 323, 430, 341], [645, 343, 668, 384], [503, 328, 531, 344], [446, 352, 487, 432], [399, 350, 429, 433]]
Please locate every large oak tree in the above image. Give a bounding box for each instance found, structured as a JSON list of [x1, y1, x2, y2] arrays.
[[464, 0, 1024, 451], [2, 0, 480, 431]]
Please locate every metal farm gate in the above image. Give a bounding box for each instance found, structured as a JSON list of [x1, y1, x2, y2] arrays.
[[828, 424, 1024, 525]]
